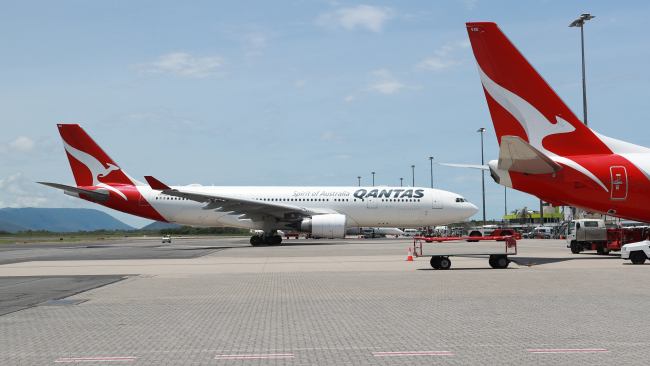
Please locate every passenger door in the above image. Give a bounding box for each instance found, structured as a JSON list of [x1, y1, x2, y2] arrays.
[[610, 166, 628, 200], [431, 190, 442, 209]]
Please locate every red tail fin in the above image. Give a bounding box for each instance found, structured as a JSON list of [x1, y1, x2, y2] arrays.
[[465, 22, 611, 157], [57, 124, 135, 187]]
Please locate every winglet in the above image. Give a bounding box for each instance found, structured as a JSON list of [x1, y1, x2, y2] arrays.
[[144, 176, 171, 190]]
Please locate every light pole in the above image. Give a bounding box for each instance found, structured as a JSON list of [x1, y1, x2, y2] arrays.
[[569, 13, 595, 126], [411, 165, 415, 187], [357, 176, 361, 187], [428, 156, 434, 188], [504, 186, 507, 222], [569, 13, 594, 221], [400, 177, 403, 187], [477, 127, 486, 225], [371, 171, 375, 187]]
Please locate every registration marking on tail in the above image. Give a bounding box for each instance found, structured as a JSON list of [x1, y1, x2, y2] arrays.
[[214, 353, 295, 360], [54, 356, 137, 363], [527, 348, 609, 354], [372, 351, 454, 357]]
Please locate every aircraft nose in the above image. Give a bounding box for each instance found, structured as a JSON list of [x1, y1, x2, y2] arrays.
[[467, 202, 479, 216]]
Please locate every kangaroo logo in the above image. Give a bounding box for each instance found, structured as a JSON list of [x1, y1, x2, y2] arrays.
[[63, 140, 129, 200], [477, 67, 608, 192]]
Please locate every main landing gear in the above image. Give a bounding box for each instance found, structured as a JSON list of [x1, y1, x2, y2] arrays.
[[250, 234, 283, 246]]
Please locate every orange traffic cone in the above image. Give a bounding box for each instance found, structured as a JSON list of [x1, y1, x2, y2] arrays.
[[406, 247, 414, 261]]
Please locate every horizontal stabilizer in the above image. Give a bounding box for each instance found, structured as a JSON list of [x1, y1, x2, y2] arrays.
[[37, 182, 110, 201], [439, 163, 489, 170], [498, 136, 562, 174], [144, 176, 172, 190]]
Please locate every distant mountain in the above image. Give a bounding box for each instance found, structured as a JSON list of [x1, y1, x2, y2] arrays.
[[141, 221, 182, 230], [0, 208, 134, 233], [0, 219, 28, 233]]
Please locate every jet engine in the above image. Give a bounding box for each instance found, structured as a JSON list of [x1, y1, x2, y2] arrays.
[[299, 214, 347, 238]]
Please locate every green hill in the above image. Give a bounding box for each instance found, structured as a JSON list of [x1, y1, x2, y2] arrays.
[[0, 208, 134, 233]]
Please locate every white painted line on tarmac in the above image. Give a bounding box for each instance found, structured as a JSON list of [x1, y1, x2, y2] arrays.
[[373, 351, 454, 357], [54, 356, 137, 363], [214, 353, 295, 360], [527, 348, 609, 354]]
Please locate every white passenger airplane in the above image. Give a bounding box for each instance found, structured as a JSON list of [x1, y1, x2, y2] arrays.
[[40, 124, 478, 245]]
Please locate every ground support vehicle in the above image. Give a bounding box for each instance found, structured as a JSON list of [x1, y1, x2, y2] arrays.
[[567, 219, 649, 255], [403, 229, 420, 237], [161, 235, 172, 244], [412, 236, 517, 270], [566, 219, 607, 254], [621, 240, 650, 264], [283, 232, 301, 239]]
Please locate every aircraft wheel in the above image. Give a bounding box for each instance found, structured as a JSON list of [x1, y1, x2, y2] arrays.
[[488, 255, 496, 268], [430, 256, 441, 269], [250, 236, 264, 246], [270, 235, 282, 245], [492, 255, 509, 269], [466, 231, 482, 242], [630, 251, 647, 265], [438, 257, 451, 270]]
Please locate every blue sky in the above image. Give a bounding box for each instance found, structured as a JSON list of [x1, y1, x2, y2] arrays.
[[1, 1, 649, 227]]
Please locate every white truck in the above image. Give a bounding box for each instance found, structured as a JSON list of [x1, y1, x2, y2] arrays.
[[566, 219, 650, 257], [621, 241, 650, 264], [566, 219, 607, 254]]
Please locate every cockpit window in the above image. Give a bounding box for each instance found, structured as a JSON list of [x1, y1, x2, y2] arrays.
[[455, 197, 467, 203]]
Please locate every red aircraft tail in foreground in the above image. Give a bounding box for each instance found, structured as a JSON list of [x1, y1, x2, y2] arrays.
[[465, 22, 650, 222]]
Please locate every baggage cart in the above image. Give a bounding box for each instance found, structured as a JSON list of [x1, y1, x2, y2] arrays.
[[412, 235, 517, 270]]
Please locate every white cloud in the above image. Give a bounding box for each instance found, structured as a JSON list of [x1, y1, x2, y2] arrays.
[[417, 57, 457, 71], [140, 52, 224, 78], [245, 32, 268, 50], [367, 69, 405, 95], [242, 32, 270, 58], [7, 136, 35, 153], [417, 40, 470, 72], [370, 80, 405, 94], [320, 131, 340, 141], [317, 5, 393, 32], [344, 69, 408, 102], [0, 173, 49, 207], [460, 0, 478, 10], [114, 109, 207, 132]]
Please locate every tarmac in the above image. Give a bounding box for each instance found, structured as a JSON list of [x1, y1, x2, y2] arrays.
[[0, 236, 648, 365]]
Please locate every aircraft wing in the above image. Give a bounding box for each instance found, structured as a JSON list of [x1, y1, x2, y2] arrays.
[[439, 163, 489, 170], [37, 182, 110, 202], [497, 135, 562, 174], [144, 176, 319, 222]]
